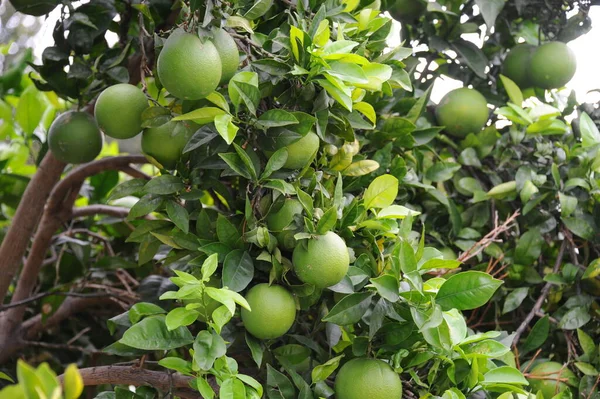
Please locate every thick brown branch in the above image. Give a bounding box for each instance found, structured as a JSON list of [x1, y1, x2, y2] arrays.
[[0, 153, 65, 303], [72, 205, 131, 219], [512, 239, 567, 348], [58, 366, 201, 399]]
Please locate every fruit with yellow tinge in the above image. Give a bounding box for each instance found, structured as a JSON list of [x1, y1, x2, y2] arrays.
[[527, 362, 577, 398], [48, 112, 103, 164], [94, 84, 149, 139], [435, 88, 489, 138], [529, 42, 577, 89], [157, 30, 222, 100], [334, 358, 403, 399], [502, 44, 535, 88], [241, 284, 296, 340], [387, 0, 426, 22], [9, 0, 60, 16], [281, 131, 320, 169], [267, 198, 303, 250], [292, 231, 349, 288], [141, 119, 197, 169], [211, 28, 239, 85]]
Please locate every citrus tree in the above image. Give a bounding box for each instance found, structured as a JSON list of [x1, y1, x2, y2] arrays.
[[0, 0, 599, 399]]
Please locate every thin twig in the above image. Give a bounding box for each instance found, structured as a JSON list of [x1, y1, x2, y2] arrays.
[[22, 340, 93, 354], [0, 291, 130, 312], [511, 239, 568, 348], [458, 210, 520, 263]]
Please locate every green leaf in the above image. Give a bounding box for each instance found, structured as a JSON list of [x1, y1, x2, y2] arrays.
[[499, 75, 523, 106], [0, 372, 14, 383], [326, 62, 369, 84], [244, 0, 274, 19], [483, 366, 528, 385], [377, 205, 420, 219], [172, 107, 226, 124], [343, 160, 380, 176], [502, 287, 529, 314], [206, 287, 251, 315], [219, 152, 252, 179], [16, 85, 46, 136], [316, 207, 337, 234], [577, 329, 596, 358], [214, 113, 239, 145], [63, 364, 83, 399], [226, 16, 254, 34], [220, 377, 246, 399], [559, 192, 577, 217], [463, 339, 510, 358], [451, 39, 488, 79], [261, 148, 288, 180], [159, 357, 193, 375], [144, 175, 184, 195], [521, 315, 549, 354], [165, 307, 199, 330], [425, 162, 461, 182], [267, 364, 296, 399], [579, 112, 600, 148], [487, 181, 517, 199], [108, 179, 146, 201], [559, 306, 591, 330], [436, 271, 503, 311], [127, 194, 163, 220], [120, 315, 193, 350], [237, 374, 263, 397], [406, 84, 433, 124], [475, 0, 506, 29], [257, 109, 299, 129], [311, 355, 344, 384], [166, 200, 189, 233], [229, 80, 260, 115], [322, 292, 374, 325], [128, 302, 165, 324], [205, 91, 230, 112], [369, 274, 400, 302], [245, 333, 264, 368], [183, 125, 219, 153], [363, 174, 398, 210], [217, 214, 241, 248], [222, 250, 254, 292], [514, 229, 543, 264], [233, 143, 259, 181], [317, 79, 352, 111], [563, 217, 596, 240], [193, 330, 227, 370], [194, 377, 216, 399]]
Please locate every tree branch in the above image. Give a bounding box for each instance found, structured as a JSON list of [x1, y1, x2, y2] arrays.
[[511, 239, 567, 348], [0, 153, 65, 303], [57, 366, 204, 399], [0, 291, 129, 312]]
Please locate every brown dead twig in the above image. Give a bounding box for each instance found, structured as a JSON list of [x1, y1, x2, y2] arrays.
[[458, 210, 520, 263]]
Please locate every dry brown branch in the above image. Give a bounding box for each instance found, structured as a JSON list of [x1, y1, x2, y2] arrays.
[[511, 239, 567, 348], [57, 366, 204, 399], [0, 153, 65, 303], [458, 210, 520, 263]]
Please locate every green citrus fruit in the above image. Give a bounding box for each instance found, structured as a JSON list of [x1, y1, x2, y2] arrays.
[[94, 84, 149, 139], [48, 112, 103, 164], [211, 28, 239, 85], [527, 362, 577, 398], [387, 0, 426, 21], [241, 283, 296, 340], [282, 131, 320, 169], [157, 30, 222, 100], [141, 118, 197, 169], [334, 358, 403, 399], [502, 44, 535, 88], [9, 0, 59, 16], [292, 231, 349, 288], [529, 42, 577, 89], [435, 88, 489, 138], [267, 198, 303, 249], [182, 276, 221, 322]]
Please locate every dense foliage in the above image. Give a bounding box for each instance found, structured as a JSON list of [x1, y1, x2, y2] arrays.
[[0, 0, 599, 399]]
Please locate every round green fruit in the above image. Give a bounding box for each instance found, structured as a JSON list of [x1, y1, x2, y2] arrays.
[[157, 31, 222, 100], [527, 362, 577, 398], [334, 358, 403, 399], [241, 284, 296, 340], [94, 84, 148, 139], [267, 198, 304, 250], [435, 88, 489, 138], [502, 44, 535, 88], [529, 42, 577, 89], [9, 0, 59, 16], [281, 131, 320, 169], [48, 112, 103, 164], [141, 119, 197, 169], [292, 231, 349, 288], [387, 0, 426, 22], [211, 28, 239, 85]]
